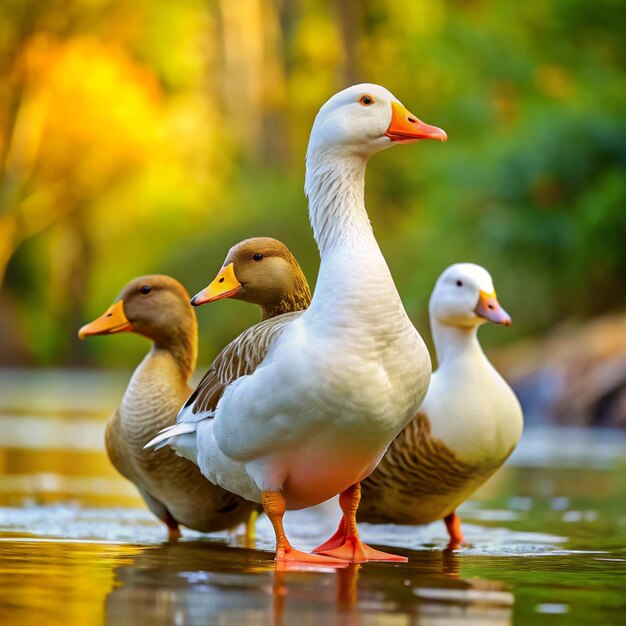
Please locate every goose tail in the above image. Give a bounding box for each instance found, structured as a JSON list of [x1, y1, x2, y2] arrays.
[[144, 422, 197, 451]]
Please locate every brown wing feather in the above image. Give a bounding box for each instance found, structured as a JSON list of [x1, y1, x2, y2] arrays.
[[189, 311, 304, 415], [359, 412, 504, 524]]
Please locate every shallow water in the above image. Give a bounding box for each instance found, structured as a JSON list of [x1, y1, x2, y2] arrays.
[[0, 369, 625, 625]]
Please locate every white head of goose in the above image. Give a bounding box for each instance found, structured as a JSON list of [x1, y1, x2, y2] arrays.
[[79, 275, 258, 539], [190, 237, 312, 320], [147, 84, 446, 566], [430, 262, 511, 328], [305, 85, 445, 257], [354, 263, 523, 550]]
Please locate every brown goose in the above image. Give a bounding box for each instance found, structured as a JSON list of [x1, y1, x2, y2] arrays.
[[79, 275, 258, 539]]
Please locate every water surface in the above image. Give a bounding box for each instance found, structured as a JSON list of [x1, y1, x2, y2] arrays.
[[0, 369, 624, 625]]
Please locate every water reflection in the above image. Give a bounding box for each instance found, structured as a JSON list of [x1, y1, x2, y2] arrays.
[[1, 371, 625, 625], [104, 541, 513, 626]]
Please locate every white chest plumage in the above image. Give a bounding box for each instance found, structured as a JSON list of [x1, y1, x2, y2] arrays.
[[358, 325, 523, 526], [189, 154, 431, 508], [425, 355, 523, 467], [203, 297, 429, 508]]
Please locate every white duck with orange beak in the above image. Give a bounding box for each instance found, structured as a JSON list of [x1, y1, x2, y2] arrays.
[[345, 263, 524, 549]]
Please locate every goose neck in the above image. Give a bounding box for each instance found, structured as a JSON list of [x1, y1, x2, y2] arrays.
[[120, 343, 192, 440], [305, 151, 374, 258], [152, 327, 197, 383], [431, 319, 483, 367]]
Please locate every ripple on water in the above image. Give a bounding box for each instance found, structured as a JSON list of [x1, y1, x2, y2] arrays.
[[0, 421, 624, 625], [0, 502, 580, 559]]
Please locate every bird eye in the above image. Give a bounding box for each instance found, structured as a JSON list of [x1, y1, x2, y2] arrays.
[[456, 280, 463, 287], [359, 95, 374, 106], [253, 253, 263, 261], [139, 285, 152, 295]]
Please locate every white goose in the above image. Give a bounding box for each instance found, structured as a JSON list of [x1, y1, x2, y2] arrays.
[[147, 84, 447, 564], [350, 263, 524, 549]]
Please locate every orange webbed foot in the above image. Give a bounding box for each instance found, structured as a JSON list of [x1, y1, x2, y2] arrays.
[[276, 546, 349, 569], [312, 517, 346, 553], [317, 535, 408, 563], [163, 509, 182, 541]]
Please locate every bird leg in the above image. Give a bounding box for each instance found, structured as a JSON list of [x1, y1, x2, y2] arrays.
[[314, 483, 408, 562], [261, 491, 347, 566], [164, 510, 182, 541], [444, 511, 464, 550], [245, 509, 259, 548], [313, 515, 347, 553]]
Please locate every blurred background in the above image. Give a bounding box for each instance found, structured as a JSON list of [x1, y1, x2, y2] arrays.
[[1, 6, 625, 624], [0, 0, 625, 431]]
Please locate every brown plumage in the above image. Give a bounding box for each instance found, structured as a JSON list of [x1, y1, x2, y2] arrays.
[[358, 413, 505, 524], [186, 312, 303, 416], [79, 275, 257, 537]]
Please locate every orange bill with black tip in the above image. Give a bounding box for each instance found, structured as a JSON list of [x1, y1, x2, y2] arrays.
[[385, 101, 447, 143], [191, 263, 242, 307], [474, 290, 511, 326], [78, 300, 133, 339]]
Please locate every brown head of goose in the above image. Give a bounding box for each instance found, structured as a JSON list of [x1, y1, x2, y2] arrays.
[[191, 237, 311, 320]]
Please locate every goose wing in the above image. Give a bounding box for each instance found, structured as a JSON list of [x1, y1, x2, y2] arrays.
[[181, 310, 303, 420], [144, 310, 304, 451]]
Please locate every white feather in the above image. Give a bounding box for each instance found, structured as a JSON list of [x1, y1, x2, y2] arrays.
[[169, 432, 199, 464], [144, 422, 197, 450]]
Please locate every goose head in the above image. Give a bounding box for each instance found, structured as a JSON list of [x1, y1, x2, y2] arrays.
[[78, 275, 195, 344], [307, 83, 447, 159], [429, 263, 511, 328], [190, 237, 311, 319]]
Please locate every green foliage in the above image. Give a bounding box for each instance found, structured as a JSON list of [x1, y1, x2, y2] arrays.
[[0, 0, 624, 367]]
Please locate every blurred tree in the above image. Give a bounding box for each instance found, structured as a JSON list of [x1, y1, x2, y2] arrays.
[[0, 0, 624, 367]]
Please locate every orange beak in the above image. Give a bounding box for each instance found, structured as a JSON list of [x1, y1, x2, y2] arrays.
[[191, 263, 242, 307], [385, 101, 447, 144], [78, 300, 133, 339], [474, 290, 511, 326]]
